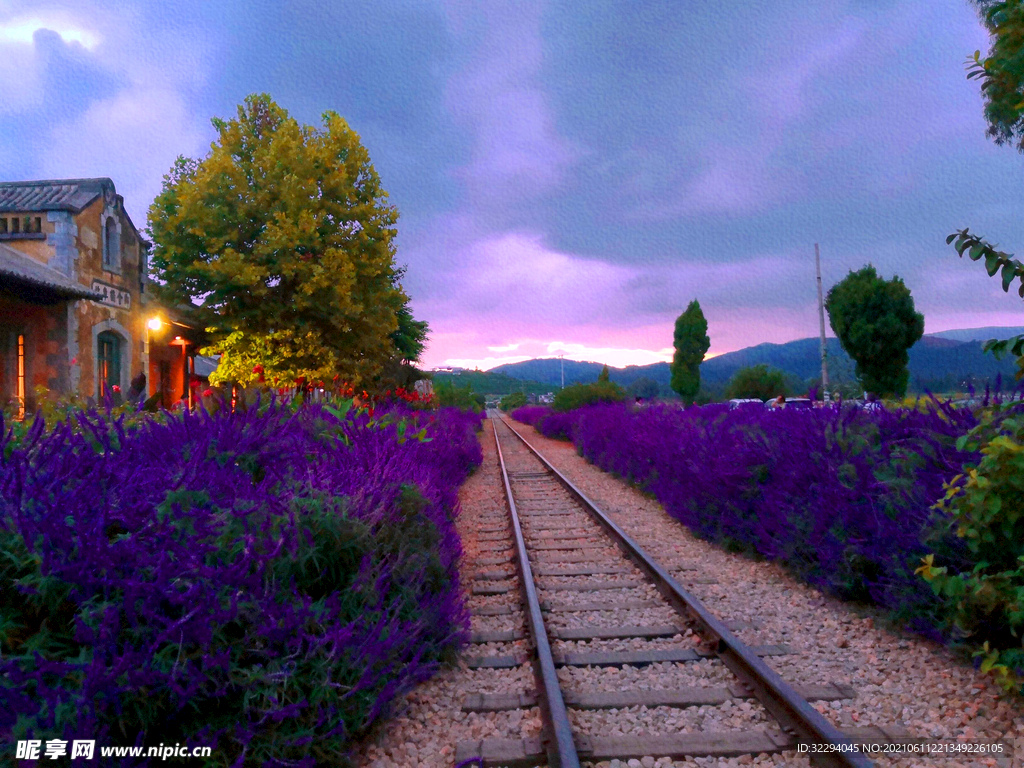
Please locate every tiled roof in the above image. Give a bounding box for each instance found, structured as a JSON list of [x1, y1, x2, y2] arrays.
[[0, 178, 114, 213], [0, 243, 102, 300]]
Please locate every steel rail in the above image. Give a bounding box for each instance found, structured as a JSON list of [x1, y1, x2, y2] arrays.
[[490, 418, 581, 768], [496, 416, 874, 768]]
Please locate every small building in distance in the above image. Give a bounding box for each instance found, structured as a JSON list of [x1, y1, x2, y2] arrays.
[[0, 178, 198, 413]]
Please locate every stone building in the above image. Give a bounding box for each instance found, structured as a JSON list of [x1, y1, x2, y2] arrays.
[[0, 178, 200, 413]]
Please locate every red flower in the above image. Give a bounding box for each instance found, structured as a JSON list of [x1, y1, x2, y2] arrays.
[[202, 388, 213, 398], [368, 406, 375, 418], [295, 376, 306, 386], [112, 385, 121, 394], [189, 375, 201, 388], [253, 364, 264, 374]]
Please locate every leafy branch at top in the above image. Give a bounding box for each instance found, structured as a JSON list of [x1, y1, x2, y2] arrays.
[[947, 228, 1024, 361], [964, 0, 1024, 150]]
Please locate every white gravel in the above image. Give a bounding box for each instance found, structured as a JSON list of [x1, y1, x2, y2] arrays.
[[353, 426, 542, 768]]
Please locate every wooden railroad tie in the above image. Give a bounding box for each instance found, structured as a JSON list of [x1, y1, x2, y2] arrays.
[[477, 541, 513, 551], [528, 542, 613, 551], [532, 564, 633, 577], [476, 532, 509, 541], [472, 584, 514, 595], [464, 643, 793, 669], [531, 552, 617, 564], [535, 579, 644, 591], [475, 555, 514, 566], [454, 725, 918, 767], [469, 602, 758, 630], [469, 624, 682, 644], [473, 569, 515, 581], [539, 598, 660, 612], [461, 681, 856, 712]]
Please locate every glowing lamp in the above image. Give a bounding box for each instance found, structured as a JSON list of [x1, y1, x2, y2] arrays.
[[147, 317, 163, 331]]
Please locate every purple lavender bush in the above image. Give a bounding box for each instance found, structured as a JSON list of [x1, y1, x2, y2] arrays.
[[0, 401, 481, 767], [569, 402, 979, 634], [509, 404, 583, 441], [535, 409, 581, 441], [509, 405, 549, 426]]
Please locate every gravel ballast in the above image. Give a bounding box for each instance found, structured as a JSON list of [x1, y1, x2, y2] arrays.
[[354, 418, 1023, 768]]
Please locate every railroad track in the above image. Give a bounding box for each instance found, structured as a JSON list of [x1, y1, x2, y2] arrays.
[[453, 414, 919, 768]]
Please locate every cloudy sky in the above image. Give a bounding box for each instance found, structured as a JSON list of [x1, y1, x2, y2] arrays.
[[2, 0, 1022, 368]]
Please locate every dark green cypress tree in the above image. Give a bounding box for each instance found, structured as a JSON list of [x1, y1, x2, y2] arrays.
[[670, 300, 710, 403]]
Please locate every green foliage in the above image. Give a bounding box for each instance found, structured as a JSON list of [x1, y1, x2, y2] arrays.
[[626, 376, 660, 400], [946, 229, 1024, 380], [434, 381, 484, 412], [724, 364, 789, 401], [376, 358, 427, 392], [671, 300, 711, 403], [965, 1, 1024, 151], [499, 392, 528, 411], [919, 402, 1024, 693], [597, 364, 610, 383], [148, 93, 405, 387], [390, 302, 429, 364], [825, 265, 925, 397], [951, 5, 1024, 383], [434, 370, 550, 397], [551, 381, 626, 412], [948, 228, 1024, 298]]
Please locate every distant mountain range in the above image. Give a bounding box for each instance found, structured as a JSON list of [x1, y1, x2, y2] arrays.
[[489, 326, 1024, 395]]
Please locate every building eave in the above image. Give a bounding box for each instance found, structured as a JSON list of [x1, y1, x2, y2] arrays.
[[0, 243, 102, 300]]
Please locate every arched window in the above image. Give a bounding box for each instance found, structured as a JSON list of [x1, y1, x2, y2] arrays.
[[103, 217, 119, 270], [97, 331, 121, 398]]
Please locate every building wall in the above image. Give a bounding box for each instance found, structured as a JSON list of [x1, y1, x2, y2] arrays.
[[0, 292, 68, 411], [2, 184, 155, 404], [70, 197, 146, 399]]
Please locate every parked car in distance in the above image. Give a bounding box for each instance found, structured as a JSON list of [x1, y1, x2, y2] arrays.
[[781, 398, 813, 410], [729, 398, 764, 408]]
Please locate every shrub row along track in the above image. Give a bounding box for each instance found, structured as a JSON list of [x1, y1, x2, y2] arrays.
[[454, 415, 918, 767]]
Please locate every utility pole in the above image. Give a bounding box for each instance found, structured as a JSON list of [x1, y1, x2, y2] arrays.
[[815, 243, 830, 403]]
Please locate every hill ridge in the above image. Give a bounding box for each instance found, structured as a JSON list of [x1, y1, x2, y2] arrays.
[[487, 326, 1024, 395]]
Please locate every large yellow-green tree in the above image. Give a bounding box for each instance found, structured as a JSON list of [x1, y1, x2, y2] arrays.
[[148, 94, 411, 387]]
